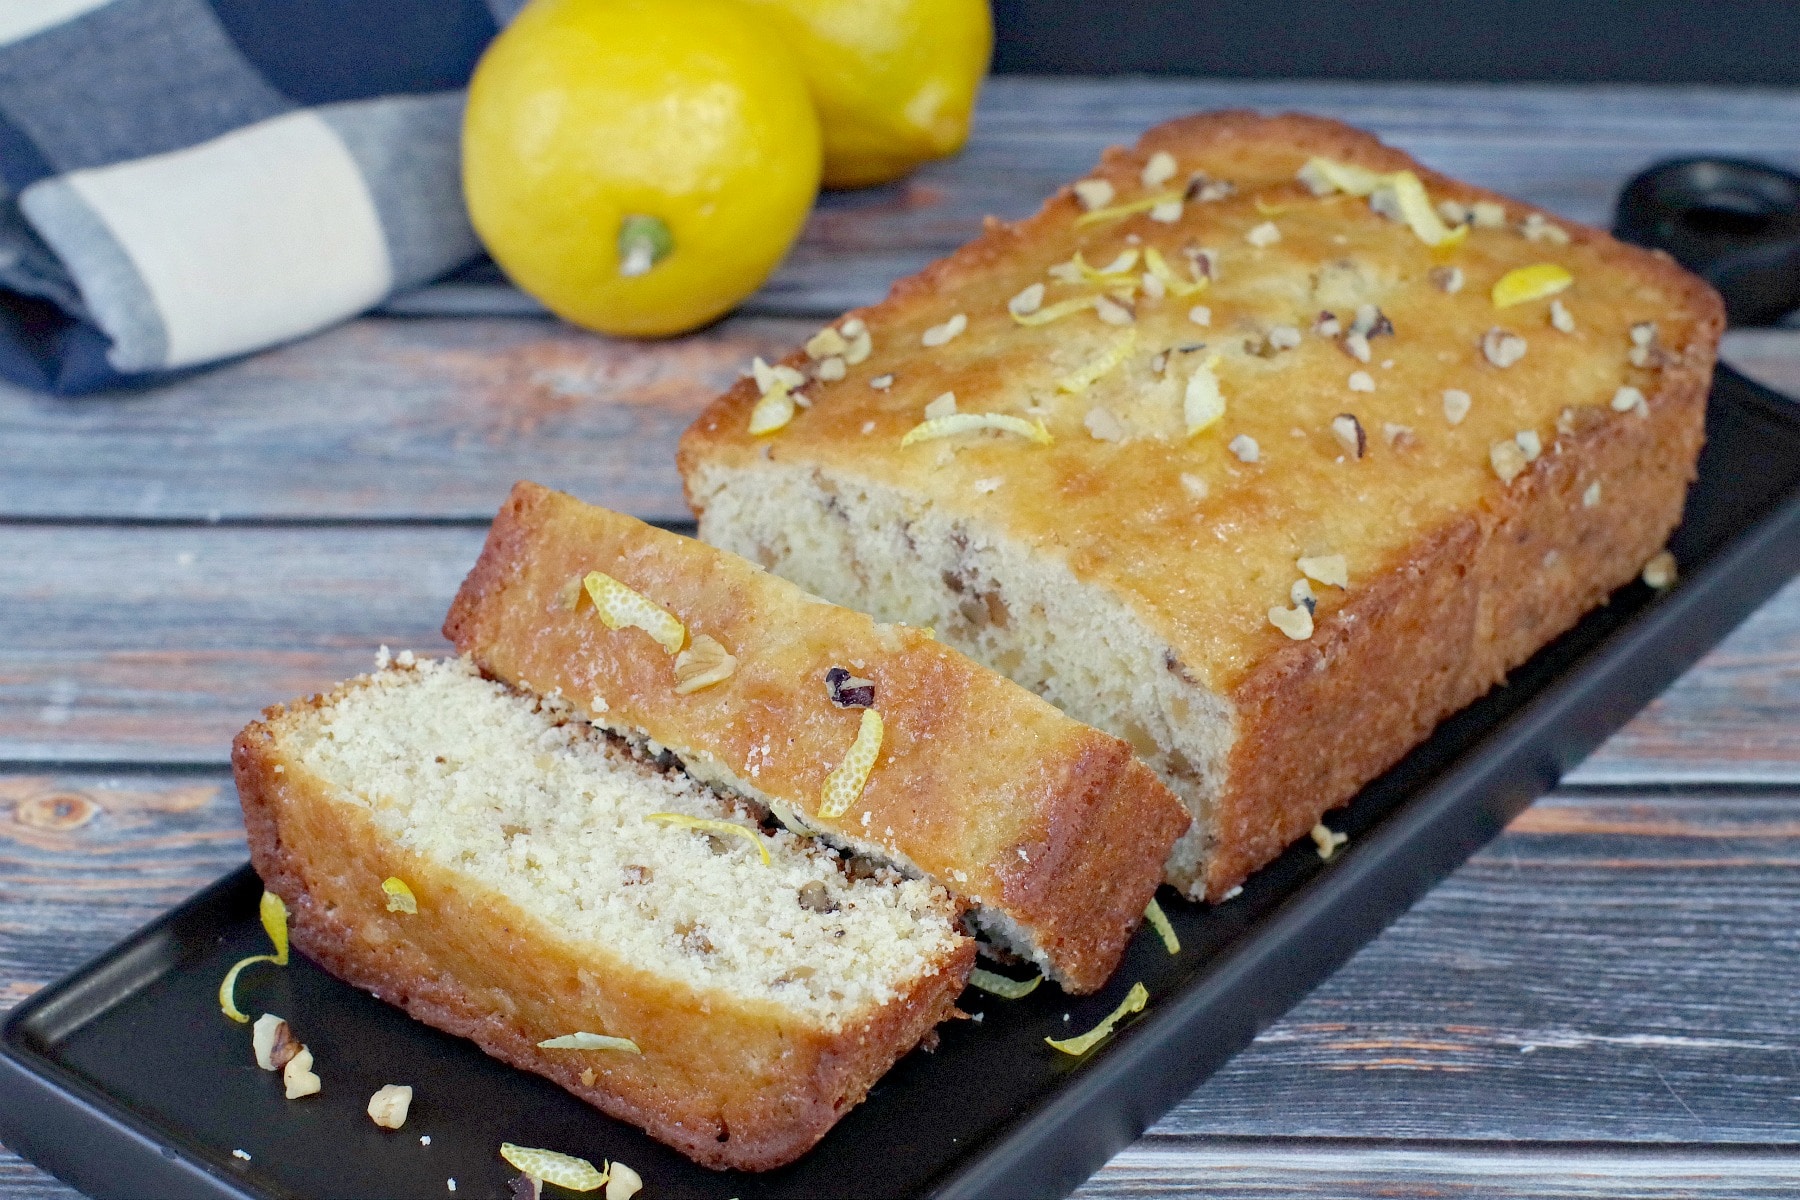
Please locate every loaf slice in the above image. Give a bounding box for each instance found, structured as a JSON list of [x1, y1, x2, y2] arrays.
[[443, 481, 1189, 993], [233, 655, 972, 1171], [676, 111, 1725, 900]]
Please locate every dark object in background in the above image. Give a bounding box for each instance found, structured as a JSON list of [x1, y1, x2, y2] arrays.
[[994, 0, 1800, 85], [1615, 159, 1800, 327]]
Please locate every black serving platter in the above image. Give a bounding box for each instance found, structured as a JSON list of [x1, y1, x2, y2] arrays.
[[3, 361, 1798, 1200]]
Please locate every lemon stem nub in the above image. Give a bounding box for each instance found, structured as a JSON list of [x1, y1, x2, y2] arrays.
[[618, 214, 673, 277]]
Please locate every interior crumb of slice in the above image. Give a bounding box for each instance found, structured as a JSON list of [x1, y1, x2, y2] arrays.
[[285, 656, 963, 1027], [688, 461, 1233, 896]]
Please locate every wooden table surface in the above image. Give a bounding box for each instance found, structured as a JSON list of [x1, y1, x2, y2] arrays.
[[5, 77, 1800, 1198]]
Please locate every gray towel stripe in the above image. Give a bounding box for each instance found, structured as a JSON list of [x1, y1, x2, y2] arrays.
[[19, 177, 167, 371], [316, 91, 481, 292]]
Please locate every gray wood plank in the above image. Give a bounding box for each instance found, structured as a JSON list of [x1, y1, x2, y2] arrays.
[[1, 525, 1797, 780], [1078, 1142, 1800, 1199], [5, 781, 1800, 1197]]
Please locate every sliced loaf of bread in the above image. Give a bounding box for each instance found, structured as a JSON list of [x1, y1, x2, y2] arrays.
[[234, 656, 972, 1171], [443, 481, 1188, 992], [676, 111, 1724, 900]]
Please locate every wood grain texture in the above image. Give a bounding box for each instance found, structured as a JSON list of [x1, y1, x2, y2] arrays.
[[2, 526, 1797, 782], [5, 783, 1800, 1197]]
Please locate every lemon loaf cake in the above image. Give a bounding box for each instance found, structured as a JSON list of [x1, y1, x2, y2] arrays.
[[443, 482, 1188, 993], [676, 111, 1725, 901], [234, 655, 972, 1170]]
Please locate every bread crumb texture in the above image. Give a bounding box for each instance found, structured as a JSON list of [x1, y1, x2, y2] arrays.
[[678, 111, 1721, 900], [287, 658, 961, 1028]]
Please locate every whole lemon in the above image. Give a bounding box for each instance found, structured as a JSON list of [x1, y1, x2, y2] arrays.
[[463, 0, 821, 337], [738, 0, 992, 189]]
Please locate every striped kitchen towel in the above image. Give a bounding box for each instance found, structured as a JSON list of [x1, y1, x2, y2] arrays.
[[0, 0, 524, 394]]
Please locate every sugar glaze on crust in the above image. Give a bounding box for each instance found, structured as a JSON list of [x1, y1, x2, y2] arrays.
[[676, 111, 1725, 899]]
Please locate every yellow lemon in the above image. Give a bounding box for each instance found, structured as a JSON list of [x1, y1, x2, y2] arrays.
[[462, 0, 821, 337], [738, 0, 992, 189]]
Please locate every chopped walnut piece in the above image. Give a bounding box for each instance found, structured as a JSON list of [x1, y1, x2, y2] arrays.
[[1471, 201, 1507, 228], [1343, 332, 1372, 363], [1149, 199, 1183, 223], [1611, 385, 1648, 416], [805, 327, 848, 360], [283, 1045, 321, 1099], [1519, 212, 1571, 244], [797, 880, 840, 913], [1187, 304, 1212, 326], [1289, 578, 1316, 611], [1583, 481, 1603, 508], [1073, 178, 1115, 211], [1347, 371, 1375, 394], [1141, 150, 1178, 187], [1228, 434, 1260, 463], [672, 634, 737, 694], [1095, 296, 1134, 325], [1311, 823, 1349, 860], [1267, 324, 1302, 352], [1429, 265, 1465, 294], [1436, 198, 1471, 226], [870, 374, 894, 390], [1180, 472, 1209, 500], [924, 391, 957, 420], [1482, 328, 1527, 368], [1383, 422, 1414, 448], [1084, 407, 1128, 442], [1299, 554, 1349, 590], [815, 356, 846, 382], [1314, 311, 1342, 337], [1268, 603, 1313, 640], [1246, 221, 1281, 247], [1642, 551, 1678, 590], [1549, 298, 1576, 332], [843, 328, 872, 364], [825, 666, 876, 709], [606, 1162, 644, 1200], [367, 1084, 413, 1130], [253, 1013, 301, 1072], [1008, 282, 1045, 317], [922, 313, 967, 347], [1516, 429, 1543, 462], [1490, 438, 1529, 483], [1443, 389, 1472, 425], [1331, 414, 1367, 457], [1350, 304, 1393, 339]]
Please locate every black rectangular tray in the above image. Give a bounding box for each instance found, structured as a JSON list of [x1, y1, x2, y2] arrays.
[[6, 364, 1800, 1200]]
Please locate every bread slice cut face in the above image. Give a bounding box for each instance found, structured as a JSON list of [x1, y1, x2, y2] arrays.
[[234, 656, 972, 1171]]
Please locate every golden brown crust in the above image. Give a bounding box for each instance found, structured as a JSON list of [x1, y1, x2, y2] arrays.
[[675, 109, 1725, 901], [445, 483, 1188, 991], [233, 700, 974, 1172]]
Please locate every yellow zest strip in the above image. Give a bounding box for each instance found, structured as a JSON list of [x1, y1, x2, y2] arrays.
[[219, 891, 290, 1023], [1492, 263, 1574, 308], [537, 1032, 642, 1053], [583, 571, 685, 655], [645, 813, 770, 865], [748, 385, 795, 435], [969, 968, 1043, 999], [499, 1144, 609, 1192], [1046, 981, 1150, 1056], [1183, 353, 1225, 436], [1298, 156, 1389, 197], [819, 708, 884, 819], [901, 413, 1053, 447], [381, 877, 417, 914], [1387, 170, 1466, 248], [1061, 248, 1140, 284], [1143, 246, 1206, 297], [1144, 898, 1180, 955], [1012, 294, 1101, 327], [1057, 329, 1137, 394], [1074, 190, 1184, 227]]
